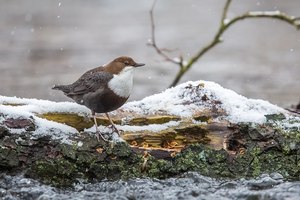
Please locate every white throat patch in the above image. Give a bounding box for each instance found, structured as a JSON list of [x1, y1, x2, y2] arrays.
[[108, 67, 134, 98]]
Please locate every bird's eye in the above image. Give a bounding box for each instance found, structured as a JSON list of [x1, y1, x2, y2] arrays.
[[124, 61, 129, 65]]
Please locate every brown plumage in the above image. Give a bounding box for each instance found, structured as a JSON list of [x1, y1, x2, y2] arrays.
[[52, 56, 145, 141]]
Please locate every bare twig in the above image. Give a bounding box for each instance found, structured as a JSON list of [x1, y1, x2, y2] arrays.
[[149, 0, 300, 88], [149, 0, 183, 66], [169, 0, 232, 87], [221, 0, 232, 25]]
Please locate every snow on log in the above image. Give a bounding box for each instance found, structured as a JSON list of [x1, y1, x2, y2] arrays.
[[0, 81, 299, 187]]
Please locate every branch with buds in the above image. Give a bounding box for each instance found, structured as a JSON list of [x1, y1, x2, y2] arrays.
[[149, 0, 300, 87]]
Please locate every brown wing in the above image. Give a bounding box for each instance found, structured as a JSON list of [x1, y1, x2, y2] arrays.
[[67, 67, 113, 95]]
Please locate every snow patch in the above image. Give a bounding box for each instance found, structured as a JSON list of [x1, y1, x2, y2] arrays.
[[0, 98, 79, 144], [119, 121, 180, 132], [0, 96, 90, 115], [32, 117, 78, 144], [0, 80, 294, 144], [124, 81, 285, 124]]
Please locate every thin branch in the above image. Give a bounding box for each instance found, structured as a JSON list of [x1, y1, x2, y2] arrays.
[[169, 0, 232, 87], [169, 3, 300, 87], [149, 0, 182, 65], [149, 0, 157, 45], [226, 11, 300, 29], [221, 0, 232, 25], [149, 0, 300, 88]]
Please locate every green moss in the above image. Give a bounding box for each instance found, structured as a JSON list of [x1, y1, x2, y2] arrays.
[[154, 144, 231, 178], [250, 157, 261, 177], [23, 131, 300, 188], [76, 151, 98, 164], [106, 142, 133, 157], [0, 148, 19, 168], [4, 114, 300, 188], [60, 144, 77, 160], [265, 113, 286, 121], [146, 158, 172, 178], [31, 159, 79, 187], [173, 149, 198, 172], [88, 157, 143, 180]]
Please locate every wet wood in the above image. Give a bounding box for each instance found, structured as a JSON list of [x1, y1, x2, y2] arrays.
[[38, 111, 230, 152]]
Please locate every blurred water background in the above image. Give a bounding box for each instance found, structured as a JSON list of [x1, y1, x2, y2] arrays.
[[0, 1, 300, 199], [0, 0, 299, 107]]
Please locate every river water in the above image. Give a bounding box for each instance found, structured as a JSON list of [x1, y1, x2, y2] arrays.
[[1, 172, 300, 200], [0, 1, 300, 199], [0, 0, 299, 107]]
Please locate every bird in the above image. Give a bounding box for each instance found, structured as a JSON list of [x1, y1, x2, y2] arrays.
[[52, 56, 145, 141]]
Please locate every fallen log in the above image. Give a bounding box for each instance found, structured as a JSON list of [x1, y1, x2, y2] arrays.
[[0, 81, 299, 187]]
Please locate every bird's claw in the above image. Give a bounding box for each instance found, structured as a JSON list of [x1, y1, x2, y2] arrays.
[[95, 130, 108, 142], [106, 124, 121, 136]]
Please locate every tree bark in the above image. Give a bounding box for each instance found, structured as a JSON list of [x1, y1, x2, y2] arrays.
[[0, 92, 299, 187]]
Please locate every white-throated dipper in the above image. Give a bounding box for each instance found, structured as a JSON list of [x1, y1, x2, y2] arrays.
[[52, 56, 145, 141]]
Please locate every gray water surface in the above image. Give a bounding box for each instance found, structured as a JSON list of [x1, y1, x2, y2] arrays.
[[1, 172, 300, 200]]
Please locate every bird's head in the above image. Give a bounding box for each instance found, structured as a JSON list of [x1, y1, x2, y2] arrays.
[[106, 56, 145, 75]]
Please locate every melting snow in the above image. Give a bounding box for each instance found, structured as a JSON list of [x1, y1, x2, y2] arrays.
[[0, 96, 90, 115], [119, 121, 180, 132], [124, 81, 285, 124], [0, 80, 293, 143], [0, 97, 82, 144]]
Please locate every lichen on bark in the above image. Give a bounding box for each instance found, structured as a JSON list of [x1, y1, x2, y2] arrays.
[[0, 83, 299, 187]]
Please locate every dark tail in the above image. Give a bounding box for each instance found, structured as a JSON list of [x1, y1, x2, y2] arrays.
[[52, 84, 70, 93]]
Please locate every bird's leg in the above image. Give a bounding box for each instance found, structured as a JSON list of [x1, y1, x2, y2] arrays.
[[105, 113, 120, 135], [92, 111, 108, 142]]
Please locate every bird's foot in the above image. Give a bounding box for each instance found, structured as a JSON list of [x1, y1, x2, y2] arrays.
[[106, 124, 122, 136], [95, 130, 108, 142], [96, 126, 121, 142]]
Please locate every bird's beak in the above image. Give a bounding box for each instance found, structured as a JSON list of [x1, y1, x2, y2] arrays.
[[134, 63, 145, 67]]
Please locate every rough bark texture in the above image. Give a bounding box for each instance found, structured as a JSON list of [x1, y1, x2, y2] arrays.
[[0, 110, 299, 187], [1, 82, 300, 188]]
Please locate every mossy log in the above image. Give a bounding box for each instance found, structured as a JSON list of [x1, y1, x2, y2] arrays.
[[0, 82, 300, 187], [1, 110, 299, 187]]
